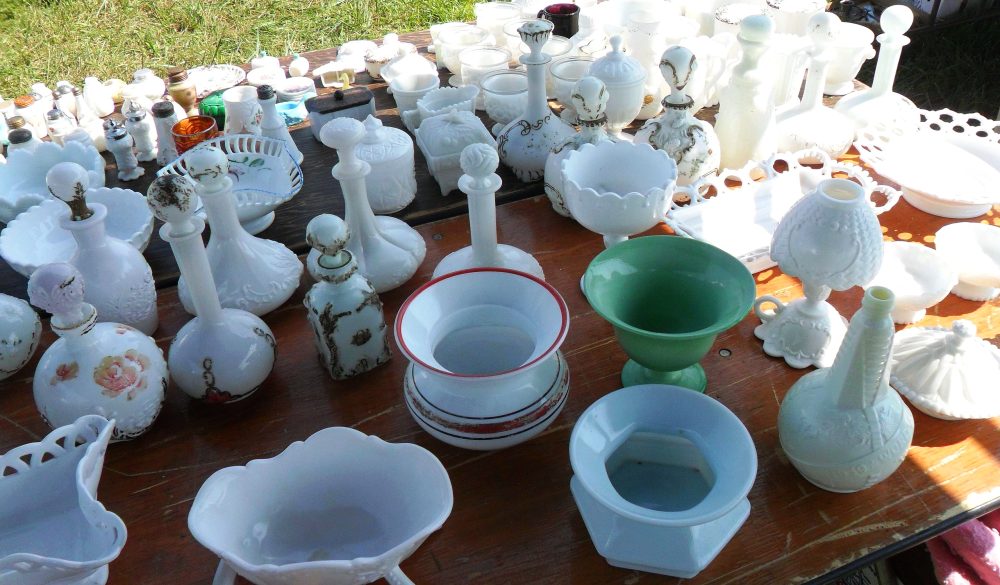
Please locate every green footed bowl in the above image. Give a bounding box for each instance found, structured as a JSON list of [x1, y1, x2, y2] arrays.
[[583, 236, 756, 391]]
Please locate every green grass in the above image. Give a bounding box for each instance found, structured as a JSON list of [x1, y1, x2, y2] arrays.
[[0, 0, 475, 98]]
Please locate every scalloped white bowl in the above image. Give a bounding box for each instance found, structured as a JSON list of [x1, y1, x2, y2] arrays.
[[562, 141, 677, 246], [0, 142, 106, 224], [188, 426, 453, 585], [867, 241, 958, 324], [0, 188, 153, 277]]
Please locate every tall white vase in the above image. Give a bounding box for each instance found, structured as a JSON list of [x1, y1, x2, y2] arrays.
[[778, 286, 914, 493]]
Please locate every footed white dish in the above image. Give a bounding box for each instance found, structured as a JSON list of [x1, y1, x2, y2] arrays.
[[867, 241, 958, 324], [934, 222, 1000, 301]]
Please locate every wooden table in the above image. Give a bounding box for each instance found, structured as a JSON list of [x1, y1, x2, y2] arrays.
[[3, 30, 998, 585]]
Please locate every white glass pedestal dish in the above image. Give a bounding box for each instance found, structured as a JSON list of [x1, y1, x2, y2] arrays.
[[570, 384, 756, 578]]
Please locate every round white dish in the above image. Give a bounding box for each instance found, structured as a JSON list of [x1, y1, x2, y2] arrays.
[[187, 64, 247, 98]]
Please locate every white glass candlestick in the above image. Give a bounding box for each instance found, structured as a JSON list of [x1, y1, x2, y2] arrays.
[[434, 144, 544, 279], [148, 174, 277, 403], [319, 117, 426, 293]]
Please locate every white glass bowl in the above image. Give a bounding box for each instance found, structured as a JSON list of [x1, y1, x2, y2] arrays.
[[0, 141, 106, 223], [867, 241, 958, 324], [935, 222, 1000, 301], [570, 384, 756, 578]]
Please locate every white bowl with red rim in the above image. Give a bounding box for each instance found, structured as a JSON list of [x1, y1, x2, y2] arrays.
[[395, 267, 571, 450]]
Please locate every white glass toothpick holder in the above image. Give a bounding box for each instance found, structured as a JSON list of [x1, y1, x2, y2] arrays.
[[319, 117, 426, 293], [45, 161, 159, 335], [433, 144, 544, 279], [834, 6, 919, 133], [774, 13, 854, 159], [148, 175, 277, 403], [715, 15, 777, 171], [180, 145, 303, 317]]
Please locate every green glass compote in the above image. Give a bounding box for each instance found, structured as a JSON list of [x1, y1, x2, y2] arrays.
[[583, 235, 756, 392]]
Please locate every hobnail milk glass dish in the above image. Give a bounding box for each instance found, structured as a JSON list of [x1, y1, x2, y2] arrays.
[[0, 415, 126, 585], [189, 426, 453, 585]]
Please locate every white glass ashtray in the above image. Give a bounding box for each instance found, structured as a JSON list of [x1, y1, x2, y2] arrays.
[[158, 134, 304, 234], [570, 384, 757, 579], [665, 148, 900, 273], [0, 188, 153, 277]]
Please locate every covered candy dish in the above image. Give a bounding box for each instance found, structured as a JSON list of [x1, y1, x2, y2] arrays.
[[0, 415, 126, 585], [561, 140, 677, 248], [189, 426, 452, 585], [355, 116, 417, 214], [891, 320, 1000, 420], [496, 19, 575, 182], [379, 51, 438, 88], [0, 141, 105, 223], [434, 144, 544, 279], [866, 241, 957, 324], [1, 187, 153, 278], [416, 109, 497, 197], [754, 179, 885, 369], [570, 384, 756, 577], [587, 35, 646, 138], [28, 263, 167, 441], [779, 287, 913, 493], [158, 134, 304, 235], [584, 236, 755, 391], [396, 268, 570, 450], [147, 175, 277, 403], [934, 222, 1000, 301], [0, 292, 41, 382], [405, 85, 479, 132]]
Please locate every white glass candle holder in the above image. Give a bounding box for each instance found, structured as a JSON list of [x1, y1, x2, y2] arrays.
[[439, 25, 496, 75], [480, 69, 529, 135], [460, 46, 513, 109]]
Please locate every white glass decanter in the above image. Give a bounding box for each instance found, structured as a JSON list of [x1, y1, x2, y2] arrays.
[[148, 174, 277, 403], [715, 15, 777, 170], [319, 117, 426, 293], [496, 19, 575, 182], [304, 214, 392, 380], [433, 144, 544, 279], [635, 45, 721, 186], [28, 262, 167, 441], [544, 75, 618, 216], [178, 145, 303, 317], [45, 161, 159, 335], [774, 13, 855, 159], [834, 5, 919, 133]]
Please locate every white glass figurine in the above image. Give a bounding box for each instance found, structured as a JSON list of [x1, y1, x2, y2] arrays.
[[104, 118, 145, 181], [304, 214, 392, 379], [28, 262, 167, 441], [147, 174, 277, 403], [179, 145, 302, 317], [320, 117, 426, 293], [434, 144, 544, 279], [124, 101, 158, 162], [46, 161, 159, 335]]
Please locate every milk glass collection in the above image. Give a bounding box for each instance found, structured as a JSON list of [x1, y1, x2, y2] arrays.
[[4, 7, 1000, 585]]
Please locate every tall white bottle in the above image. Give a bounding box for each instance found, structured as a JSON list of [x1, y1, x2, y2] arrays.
[[257, 84, 304, 165]]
